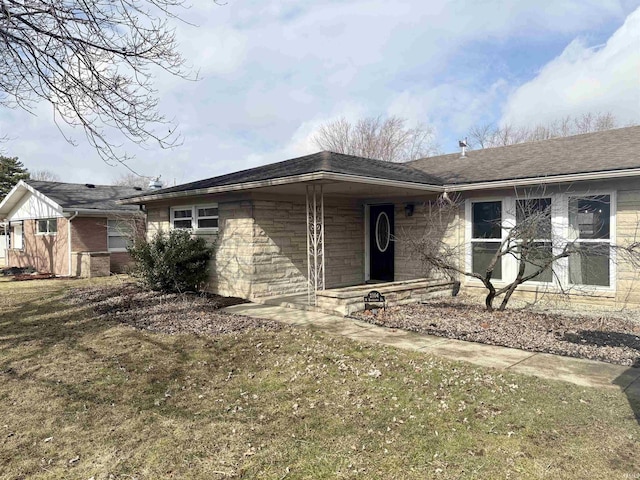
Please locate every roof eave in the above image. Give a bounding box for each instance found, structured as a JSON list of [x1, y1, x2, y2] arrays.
[[62, 208, 144, 217], [444, 167, 640, 191], [120, 171, 445, 204]]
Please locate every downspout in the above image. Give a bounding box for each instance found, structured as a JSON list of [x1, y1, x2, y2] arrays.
[[67, 211, 79, 276]]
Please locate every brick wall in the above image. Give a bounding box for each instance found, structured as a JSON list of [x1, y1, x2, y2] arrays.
[[7, 217, 69, 275], [71, 217, 108, 251]]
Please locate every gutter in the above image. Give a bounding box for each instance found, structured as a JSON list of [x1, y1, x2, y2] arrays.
[[444, 167, 640, 192], [66, 211, 79, 277], [62, 208, 143, 217], [119, 171, 445, 204]]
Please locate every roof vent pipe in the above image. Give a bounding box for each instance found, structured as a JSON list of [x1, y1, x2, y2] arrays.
[[459, 138, 468, 158], [148, 176, 163, 190]]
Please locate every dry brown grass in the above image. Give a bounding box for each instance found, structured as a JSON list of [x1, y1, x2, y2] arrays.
[[1, 276, 639, 479]]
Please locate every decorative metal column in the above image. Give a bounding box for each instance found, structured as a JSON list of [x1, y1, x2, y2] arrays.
[[306, 184, 325, 305]]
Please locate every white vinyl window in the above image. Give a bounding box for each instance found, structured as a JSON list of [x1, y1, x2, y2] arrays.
[[171, 204, 219, 232], [36, 218, 58, 235], [108, 220, 134, 252], [515, 198, 553, 283], [567, 195, 612, 287], [470, 200, 503, 280]]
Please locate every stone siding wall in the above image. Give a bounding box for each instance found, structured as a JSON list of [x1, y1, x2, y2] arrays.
[[250, 199, 307, 298], [146, 196, 366, 299], [393, 199, 460, 282], [324, 202, 365, 288]]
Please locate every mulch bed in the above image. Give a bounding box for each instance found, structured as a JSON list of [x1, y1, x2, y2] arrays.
[[351, 297, 640, 367], [65, 283, 283, 337]]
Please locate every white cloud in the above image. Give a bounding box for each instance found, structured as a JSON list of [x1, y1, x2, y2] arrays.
[[0, 0, 636, 184], [500, 6, 640, 127]]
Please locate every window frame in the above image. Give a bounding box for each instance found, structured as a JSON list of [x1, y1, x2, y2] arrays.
[[466, 198, 505, 281], [36, 218, 58, 236], [513, 196, 554, 285], [170, 204, 219, 233], [565, 193, 616, 290], [107, 219, 134, 253], [11, 221, 24, 250], [170, 206, 194, 230], [195, 205, 219, 231]]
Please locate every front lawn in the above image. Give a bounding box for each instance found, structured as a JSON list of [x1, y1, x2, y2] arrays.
[[1, 277, 639, 479]]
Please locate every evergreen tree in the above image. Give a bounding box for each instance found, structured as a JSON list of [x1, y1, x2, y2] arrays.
[[0, 156, 29, 199]]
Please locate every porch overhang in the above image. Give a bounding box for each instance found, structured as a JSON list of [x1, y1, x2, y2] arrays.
[[120, 171, 444, 204]]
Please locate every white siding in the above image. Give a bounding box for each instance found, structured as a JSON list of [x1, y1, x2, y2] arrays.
[[7, 191, 63, 221]]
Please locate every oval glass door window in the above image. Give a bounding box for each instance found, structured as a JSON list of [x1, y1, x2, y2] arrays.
[[375, 212, 390, 252]]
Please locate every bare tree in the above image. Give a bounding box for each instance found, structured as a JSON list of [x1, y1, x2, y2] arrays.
[[29, 169, 60, 182], [0, 0, 221, 167], [409, 190, 640, 311], [113, 172, 150, 189], [467, 112, 622, 150], [313, 116, 439, 162]]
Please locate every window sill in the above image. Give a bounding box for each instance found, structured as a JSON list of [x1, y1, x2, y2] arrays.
[[35, 233, 57, 236], [463, 278, 616, 296], [108, 248, 129, 253]]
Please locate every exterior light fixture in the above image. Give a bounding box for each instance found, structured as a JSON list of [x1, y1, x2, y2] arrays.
[[404, 203, 415, 217]]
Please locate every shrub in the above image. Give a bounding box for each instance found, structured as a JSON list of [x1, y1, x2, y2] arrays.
[[128, 230, 213, 293]]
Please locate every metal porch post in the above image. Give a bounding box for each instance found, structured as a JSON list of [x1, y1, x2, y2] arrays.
[[306, 184, 325, 305]]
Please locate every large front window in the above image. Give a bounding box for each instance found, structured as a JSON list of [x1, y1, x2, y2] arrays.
[[467, 193, 614, 289], [471, 201, 502, 280]]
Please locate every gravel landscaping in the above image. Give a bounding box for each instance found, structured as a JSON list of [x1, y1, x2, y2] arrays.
[[65, 283, 283, 337], [352, 296, 640, 367]]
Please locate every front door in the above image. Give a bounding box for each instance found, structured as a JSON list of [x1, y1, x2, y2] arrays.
[[369, 204, 394, 282]]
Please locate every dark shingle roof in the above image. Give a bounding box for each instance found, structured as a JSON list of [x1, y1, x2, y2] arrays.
[[135, 151, 444, 197], [26, 180, 142, 212], [410, 126, 640, 184]]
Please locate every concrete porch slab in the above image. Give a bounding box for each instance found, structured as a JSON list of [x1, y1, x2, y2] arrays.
[[509, 352, 640, 389]]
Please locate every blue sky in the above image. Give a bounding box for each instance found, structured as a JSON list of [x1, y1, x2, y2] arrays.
[[1, 0, 639, 186]]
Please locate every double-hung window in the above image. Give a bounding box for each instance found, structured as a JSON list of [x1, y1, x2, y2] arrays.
[[107, 220, 134, 252], [171, 207, 194, 230], [171, 205, 219, 232], [471, 201, 503, 279], [37, 218, 58, 235], [515, 198, 553, 282], [196, 206, 219, 229], [568, 195, 611, 287]]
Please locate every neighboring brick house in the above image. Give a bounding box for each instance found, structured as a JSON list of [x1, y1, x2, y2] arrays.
[[121, 126, 640, 314], [0, 180, 145, 277]]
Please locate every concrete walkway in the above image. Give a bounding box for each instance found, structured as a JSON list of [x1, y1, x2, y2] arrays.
[[223, 302, 640, 397]]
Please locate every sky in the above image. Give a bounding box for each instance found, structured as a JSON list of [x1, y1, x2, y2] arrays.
[[0, 0, 639, 187]]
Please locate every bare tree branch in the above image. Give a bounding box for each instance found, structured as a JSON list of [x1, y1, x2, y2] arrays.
[[0, 0, 221, 166], [313, 115, 440, 162], [467, 112, 624, 150]]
